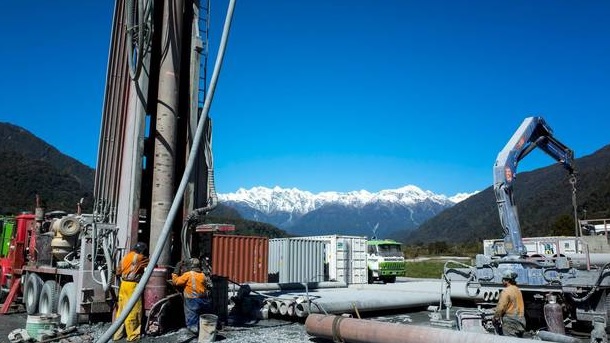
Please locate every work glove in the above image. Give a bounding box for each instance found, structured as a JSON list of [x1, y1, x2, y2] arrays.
[[175, 261, 184, 274]]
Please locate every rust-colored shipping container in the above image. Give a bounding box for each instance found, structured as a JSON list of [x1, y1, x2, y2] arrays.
[[212, 235, 269, 284]]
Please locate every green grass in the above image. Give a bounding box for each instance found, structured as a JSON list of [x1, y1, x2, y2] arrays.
[[404, 261, 446, 279], [404, 258, 474, 278]]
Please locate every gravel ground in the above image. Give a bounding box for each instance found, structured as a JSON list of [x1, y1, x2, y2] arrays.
[[0, 304, 480, 343], [0, 310, 323, 343], [0, 278, 592, 343], [0, 308, 593, 343]]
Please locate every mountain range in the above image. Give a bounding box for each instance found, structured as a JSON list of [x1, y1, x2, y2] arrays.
[[218, 186, 474, 237], [0, 122, 462, 238]]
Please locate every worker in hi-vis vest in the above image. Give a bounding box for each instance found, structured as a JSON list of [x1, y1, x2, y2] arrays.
[[113, 242, 149, 341], [171, 257, 213, 333]]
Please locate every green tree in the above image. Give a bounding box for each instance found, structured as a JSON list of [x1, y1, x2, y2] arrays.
[[549, 214, 576, 236]]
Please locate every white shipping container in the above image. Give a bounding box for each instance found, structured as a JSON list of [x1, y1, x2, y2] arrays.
[[268, 238, 327, 284], [297, 235, 368, 284]]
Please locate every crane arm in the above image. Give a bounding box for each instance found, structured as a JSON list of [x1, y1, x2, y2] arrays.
[[493, 116, 575, 257]]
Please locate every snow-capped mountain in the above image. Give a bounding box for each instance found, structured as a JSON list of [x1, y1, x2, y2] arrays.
[[218, 185, 476, 237]]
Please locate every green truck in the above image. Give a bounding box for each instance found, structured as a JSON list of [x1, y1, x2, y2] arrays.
[[366, 239, 406, 283]]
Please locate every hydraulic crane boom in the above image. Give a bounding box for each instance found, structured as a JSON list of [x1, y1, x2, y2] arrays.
[[494, 116, 575, 257], [459, 116, 609, 342]]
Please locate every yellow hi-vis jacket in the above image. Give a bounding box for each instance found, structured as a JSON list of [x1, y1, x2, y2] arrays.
[[172, 270, 207, 298]]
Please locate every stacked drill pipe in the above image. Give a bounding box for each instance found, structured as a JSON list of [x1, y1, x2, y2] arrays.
[[259, 281, 441, 319], [254, 279, 512, 320], [93, 0, 131, 226]]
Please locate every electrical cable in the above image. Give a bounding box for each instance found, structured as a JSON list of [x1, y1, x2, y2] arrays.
[[96, 0, 236, 341], [126, 0, 153, 80]]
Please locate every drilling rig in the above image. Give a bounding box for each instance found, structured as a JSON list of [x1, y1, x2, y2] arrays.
[[1, 0, 223, 328]]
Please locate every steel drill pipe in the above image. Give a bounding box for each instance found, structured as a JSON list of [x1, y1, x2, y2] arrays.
[[279, 301, 289, 316], [286, 302, 296, 316], [241, 281, 347, 291], [536, 330, 580, 343], [296, 289, 439, 317], [269, 300, 280, 314], [305, 314, 541, 343]]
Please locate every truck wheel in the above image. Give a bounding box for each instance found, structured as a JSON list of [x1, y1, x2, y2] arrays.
[[24, 273, 43, 315], [386, 276, 396, 283], [58, 282, 77, 327], [367, 269, 373, 284], [39, 280, 61, 314]]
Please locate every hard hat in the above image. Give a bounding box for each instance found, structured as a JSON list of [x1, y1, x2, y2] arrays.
[[133, 242, 148, 254], [501, 269, 517, 280], [190, 258, 201, 268]]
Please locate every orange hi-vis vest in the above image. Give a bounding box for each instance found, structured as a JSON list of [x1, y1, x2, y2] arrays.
[[117, 251, 149, 282], [172, 271, 207, 298]]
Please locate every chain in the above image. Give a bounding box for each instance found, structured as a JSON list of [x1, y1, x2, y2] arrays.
[[570, 175, 579, 237]]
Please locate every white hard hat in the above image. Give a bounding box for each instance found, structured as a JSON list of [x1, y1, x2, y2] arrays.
[[190, 258, 201, 268], [501, 269, 517, 280]]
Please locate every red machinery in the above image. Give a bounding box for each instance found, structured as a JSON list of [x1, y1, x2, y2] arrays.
[[0, 213, 34, 313]]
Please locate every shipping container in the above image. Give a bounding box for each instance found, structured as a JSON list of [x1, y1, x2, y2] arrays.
[[296, 235, 368, 284], [268, 238, 326, 284], [211, 235, 269, 284]]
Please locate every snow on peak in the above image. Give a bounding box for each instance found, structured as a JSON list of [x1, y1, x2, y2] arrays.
[[448, 191, 479, 203], [219, 185, 464, 215]]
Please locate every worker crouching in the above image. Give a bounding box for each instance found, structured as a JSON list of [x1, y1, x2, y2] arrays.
[[171, 257, 213, 333]]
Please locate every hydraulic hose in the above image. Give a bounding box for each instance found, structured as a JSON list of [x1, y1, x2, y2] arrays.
[[182, 120, 218, 260], [101, 233, 114, 291], [96, 0, 236, 341]]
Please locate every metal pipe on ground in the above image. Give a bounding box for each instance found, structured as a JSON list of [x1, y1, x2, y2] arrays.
[[536, 330, 581, 343], [296, 289, 439, 317], [278, 300, 296, 316], [240, 281, 347, 292], [269, 300, 280, 314], [305, 314, 542, 343], [295, 303, 309, 318], [286, 301, 296, 316], [279, 301, 289, 316]]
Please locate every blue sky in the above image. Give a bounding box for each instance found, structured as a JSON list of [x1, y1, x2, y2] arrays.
[[1, 1, 609, 196]]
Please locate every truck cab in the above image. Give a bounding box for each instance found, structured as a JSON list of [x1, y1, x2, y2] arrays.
[[367, 239, 406, 283]]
